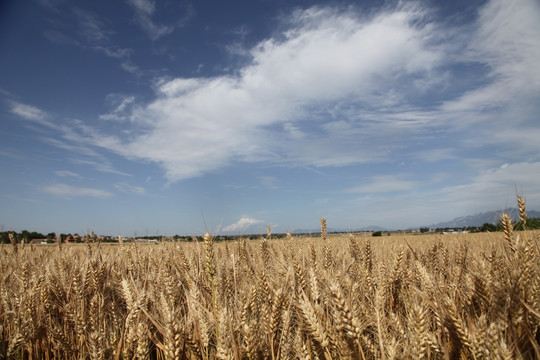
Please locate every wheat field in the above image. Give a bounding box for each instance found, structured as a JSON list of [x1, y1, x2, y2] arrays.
[[1, 205, 539, 359]]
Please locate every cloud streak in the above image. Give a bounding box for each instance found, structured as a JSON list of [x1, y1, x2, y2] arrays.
[[55, 170, 82, 179], [114, 182, 146, 195], [345, 175, 417, 194], [41, 184, 112, 199], [42, 6, 133, 67], [126, 0, 175, 40], [7, 101, 55, 128], [9, 102, 47, 120]]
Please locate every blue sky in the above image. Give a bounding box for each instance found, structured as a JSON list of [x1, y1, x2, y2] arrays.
[[1, 0, 539, 235]]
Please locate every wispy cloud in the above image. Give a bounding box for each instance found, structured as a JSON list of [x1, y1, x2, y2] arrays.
[[126, 0, 175, 40], [120, 62, 141, 76], [223, 216, 265, 233], [436, 162, 540, 208], [223, 183, 243, 190], [345, 175, 417, 194], [42, 137, 103, 158], [43, 30, 81, 46], [73, 8, 111, 42], [7, 101, 58, 129], [0, 193, 41, 203], [95, 45, 133, 59], [258, 176, 279, 189], [100, 94, 136, 121], [412, 148, 456, 163], [73, 8, 133, 59], [41, 183, 112, 198], [8, 101, 47, 121], [0, 149, 25, 160], [337, 161, 540, 229], [54, 170, 82, 179], [45, 27, 132, 60], [6, 106, 132, 178], [42, 6, 133, 66], [69, 158, 131, 177], [126, 0, 155, 16], [114, 182, 146, 195]]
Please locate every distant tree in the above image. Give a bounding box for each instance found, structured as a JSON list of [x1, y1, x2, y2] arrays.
[[20, 230, 30, 241], [528, 218, 540, 229], [47, 232, 56, 240], [479, 223, 497, 232], [19, 230, 45, 241], [514, 217, 540, 230], [0, 232, 9, 244], [420, 227, 429, 233], [372, 231, 382, 237]]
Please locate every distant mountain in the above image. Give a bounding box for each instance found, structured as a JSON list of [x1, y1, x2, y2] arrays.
[[291, 225, 387, 234], [427, 208, 540, 229], [356, 225, 387, 232]]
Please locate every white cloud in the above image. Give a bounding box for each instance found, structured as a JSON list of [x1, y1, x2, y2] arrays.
[[9, 101, 47, 121], [41, 184, 112, 198], [440, 0, 540, 119], [68, 0, 539, 183], [223, 216, 265, 233], [78, 4, 445, 180], [473, 0, 540, 86], [7, 101, 60, 130]]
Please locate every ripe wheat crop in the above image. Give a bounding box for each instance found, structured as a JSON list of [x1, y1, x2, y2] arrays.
[[1, 199, 539, 359]]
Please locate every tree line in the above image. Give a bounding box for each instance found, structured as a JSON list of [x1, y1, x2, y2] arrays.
[[2, 218, 539, 244]]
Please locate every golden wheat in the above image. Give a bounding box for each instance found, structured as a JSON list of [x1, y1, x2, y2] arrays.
[[1, 198, 539, 359]]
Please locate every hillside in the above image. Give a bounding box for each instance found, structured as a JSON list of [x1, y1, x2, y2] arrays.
[[427, 208, 540, 229]]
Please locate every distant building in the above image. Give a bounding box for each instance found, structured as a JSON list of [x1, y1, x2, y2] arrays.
[[135, 238, 158, 243], [442, 230, 470, 234], [30, 239, 48, 245]]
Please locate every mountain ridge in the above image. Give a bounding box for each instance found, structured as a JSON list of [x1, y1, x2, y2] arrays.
[[292, 208, 540, 233], [426, 208, 540, 229]]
